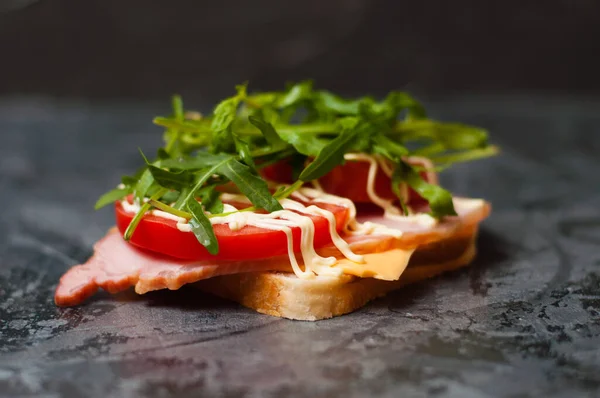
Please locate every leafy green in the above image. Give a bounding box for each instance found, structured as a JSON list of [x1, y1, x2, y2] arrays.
[[276, 129, 327, 156], [299, 118, 362, 181], [95, 187, 130, 210], [395, 162, 457, 218], [313, 90, 361, 115], [431, 145, 499, 165], [234, 135, 257, 171], [163, 94, 185, 155], [210, 83, 247, 153], [134, 169, 154, 203], [147, 165, 194, 190], [186, 197, 219, 255], [371, 134, 409, 162], [277, 80, 313, 108], [173, 157, 233, 211], [172, 187, 191, 210], [160, 153, 231, 170], [218, 159, 282, 212], [248, 115, 287, 148], [160, 190, 180, 204], [198, 185, 224, 214]]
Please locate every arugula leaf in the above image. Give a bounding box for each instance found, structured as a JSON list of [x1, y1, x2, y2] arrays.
[[172, 94, 184, 120], [160, 153, 231, 170], [147, 165, 194, 190], [234, 135, 257, 172], [134, 169, 154, 203], [156, 148, 171, 160], [173, 157, 233, 211], [313, 90, 361, 115], [163, 94, 185, 155], [95, 187, 130, 210], [396, 120, 489, 152], [371, 134, 409, 162], [275, 129, 327, 156], [198, 185, 224, 214], [385, 91, 426, 120], [431, 145, 499, 165], [218, 159, 282, 212], [276, 80, 313, 108], [186, 197, 219, 255], [395, 162, 457, 218], [121, 175, 138, 186], [160, 190, 180, 204], [210, 83, 247, 153], [172, 187, 190, 210], [248, 115, 287, 148], [299, 118, 362, 181]]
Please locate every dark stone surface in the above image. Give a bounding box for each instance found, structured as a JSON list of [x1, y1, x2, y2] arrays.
[[1, 96, 599, 397]]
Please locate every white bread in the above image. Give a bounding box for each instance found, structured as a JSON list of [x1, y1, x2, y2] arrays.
[[194, 231, 478, 321]]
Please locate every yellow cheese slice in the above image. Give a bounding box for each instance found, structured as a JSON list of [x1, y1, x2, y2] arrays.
[[332, 248, 416, 281]]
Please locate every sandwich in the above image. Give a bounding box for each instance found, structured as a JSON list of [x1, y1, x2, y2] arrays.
[[54, 81, 497, 320]]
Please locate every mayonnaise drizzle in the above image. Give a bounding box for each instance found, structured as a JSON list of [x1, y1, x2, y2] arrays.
[[299, 186, 403, 238], [342, 153, 438, 227]]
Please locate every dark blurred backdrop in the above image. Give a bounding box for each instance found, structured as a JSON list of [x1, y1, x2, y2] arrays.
[[1, 0, 598, 101]]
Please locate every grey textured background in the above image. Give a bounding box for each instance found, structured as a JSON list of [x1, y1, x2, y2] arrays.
[[0, 96, 599, 397]]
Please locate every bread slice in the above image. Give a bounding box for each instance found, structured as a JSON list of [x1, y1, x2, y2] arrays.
[[195, 230, 478, 321]]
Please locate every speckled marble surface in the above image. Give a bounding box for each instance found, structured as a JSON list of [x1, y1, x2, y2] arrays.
[[1, 96, 599, 397]]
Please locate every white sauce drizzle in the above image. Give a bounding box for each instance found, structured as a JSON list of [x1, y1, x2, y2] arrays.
[[294, 187, 403, 238], [343, 153, 438, 228], [151, 210, 186, 223]]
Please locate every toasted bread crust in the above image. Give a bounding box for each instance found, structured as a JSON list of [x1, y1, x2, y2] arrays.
[[195, 229, 478, 321]]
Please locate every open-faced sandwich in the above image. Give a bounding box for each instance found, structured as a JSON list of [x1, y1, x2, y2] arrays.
[[55, 82, 497, 320]]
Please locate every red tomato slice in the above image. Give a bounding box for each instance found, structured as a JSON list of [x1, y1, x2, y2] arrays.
[[115, 198, 350, 261], [262, 158, 436, 205]]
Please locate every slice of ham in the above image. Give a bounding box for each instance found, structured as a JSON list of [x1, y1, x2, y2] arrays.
[[54, 197, 490, 306], [54, 232, 293, 307]]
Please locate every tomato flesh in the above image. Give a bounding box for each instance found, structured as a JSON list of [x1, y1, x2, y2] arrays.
[[116, 199, 349, 261], [262, 159, 435, 205]]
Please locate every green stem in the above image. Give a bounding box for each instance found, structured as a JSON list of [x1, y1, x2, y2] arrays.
[[208, 205, 257, 218], [274, 180, 303, 200], [165, 95, 184, 153], [431, 145, 500, 165], [124, 188, 168, 240], [148, 199, 192, 219]]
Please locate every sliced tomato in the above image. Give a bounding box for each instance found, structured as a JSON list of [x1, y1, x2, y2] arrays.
[[261, 161, 295, 184], [115, 198, 350, 261], [262, 158, 436, 205]]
